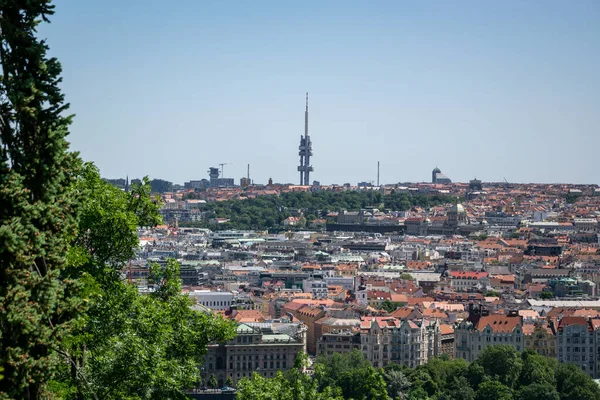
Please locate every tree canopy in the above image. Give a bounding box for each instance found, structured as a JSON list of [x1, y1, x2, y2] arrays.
[[183, 191, 457, 231], [0, 3, 235, 397], [0, 1, 82, 396], [236, 347, 600, 400], [50, 166, 236, 399]]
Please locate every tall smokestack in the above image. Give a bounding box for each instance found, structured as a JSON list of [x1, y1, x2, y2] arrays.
[[377, 161, 380, 187]]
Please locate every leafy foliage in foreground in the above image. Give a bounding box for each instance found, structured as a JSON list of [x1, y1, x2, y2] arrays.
[[0, 1, 236, 398], [0, 0, 82, 397], [237, 353, 344, 400], [237, 347, 600, 400], [51, 166, 236, 399]]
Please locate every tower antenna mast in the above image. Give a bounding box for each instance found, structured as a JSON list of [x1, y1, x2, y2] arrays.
[[297, 92, 313, 185]]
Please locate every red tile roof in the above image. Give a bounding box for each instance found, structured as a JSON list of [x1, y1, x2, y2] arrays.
[[476, 315, 522, 333]]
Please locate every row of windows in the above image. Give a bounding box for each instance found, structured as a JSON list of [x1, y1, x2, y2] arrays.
[[559, 347, 592, 353], [200, 300, 231, 307], [229, 346, 288, 352], [229, 354, 287, 361], [237, 371, 277, 378], [236, 336, 255, 343], [230, 361, 287, 370]]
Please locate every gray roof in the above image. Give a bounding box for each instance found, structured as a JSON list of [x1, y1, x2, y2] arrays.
[[527, 299, 600, 308]]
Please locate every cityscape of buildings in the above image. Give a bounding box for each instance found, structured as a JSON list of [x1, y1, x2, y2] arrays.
[[101, 96, 600, 388], [121, 169, 600, 388], [106, 95, 600, 388]]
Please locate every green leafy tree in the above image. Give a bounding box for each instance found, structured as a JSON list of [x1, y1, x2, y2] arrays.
[[406, 369, 438, 398], [400, 273, 415, 281], [422, 356, 469, 390], [518, 350, 556, 387], [208, 374, 218, 390], [474, 346, 522, 389], [150, 178, 173, 193], [0, 1, 83, 397], [517, 383, 559, 400], [555, 363, 600, 400], [565, 193, 580, 204], [52, 167, 236, 399], [315, 350, 389, 400], [475, 380, 513, 400], [185, 191, 457, 231], [381, 300, 405, 313], [383, 368, 411, 399], [237, 372, 287, 400], [466, 362, 486, 389], [237, 356, 344, 400], [444, 376, 476, 400], [225, 375, 234, 387]]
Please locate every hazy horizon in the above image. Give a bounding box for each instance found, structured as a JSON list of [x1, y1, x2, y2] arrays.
[[42, 0, 599, 185]]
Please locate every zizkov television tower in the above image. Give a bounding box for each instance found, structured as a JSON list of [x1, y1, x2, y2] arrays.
[[297, 92, 313, 185]]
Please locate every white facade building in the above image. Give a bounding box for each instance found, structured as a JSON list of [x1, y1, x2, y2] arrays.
[[189, 290, 234, 310]]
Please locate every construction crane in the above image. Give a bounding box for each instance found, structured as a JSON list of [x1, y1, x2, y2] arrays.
[[219, 163, 231, 178]]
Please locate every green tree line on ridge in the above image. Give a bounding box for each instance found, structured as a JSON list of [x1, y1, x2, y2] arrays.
[[183, 191, 457, 230]]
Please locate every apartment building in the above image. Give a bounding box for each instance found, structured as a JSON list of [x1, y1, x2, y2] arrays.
[[556, 317, 598, 377], [360, 317, 397, 367], [454, 307, 524, 362], [283, 301, 327, 354], [359, 316, 442, 368], [524, 323, 556, 358], [449, 271, 490, 292], [189, 290, 234, 310], [440, 324, 455, 359], [391, 319, 441, 368], [302, 278, 328, 299], [317, 331, 361, 356]]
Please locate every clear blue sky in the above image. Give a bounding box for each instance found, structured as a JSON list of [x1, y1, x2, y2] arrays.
[[41, 0, 599, 185]]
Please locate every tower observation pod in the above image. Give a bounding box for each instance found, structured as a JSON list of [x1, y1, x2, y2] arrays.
[[297, 92, 313, 185]]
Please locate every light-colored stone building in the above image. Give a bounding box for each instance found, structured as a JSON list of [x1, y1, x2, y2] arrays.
[[359, 316, 442, 368], [454, 307, 524, 362], [202, 322, 306, 386], [449, 271, 490, 292], [556, 316, 598, 377]]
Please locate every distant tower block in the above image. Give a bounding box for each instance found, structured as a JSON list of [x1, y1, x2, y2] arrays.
[[208, 167, 220, 180], [297, 92, 313, 185]]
